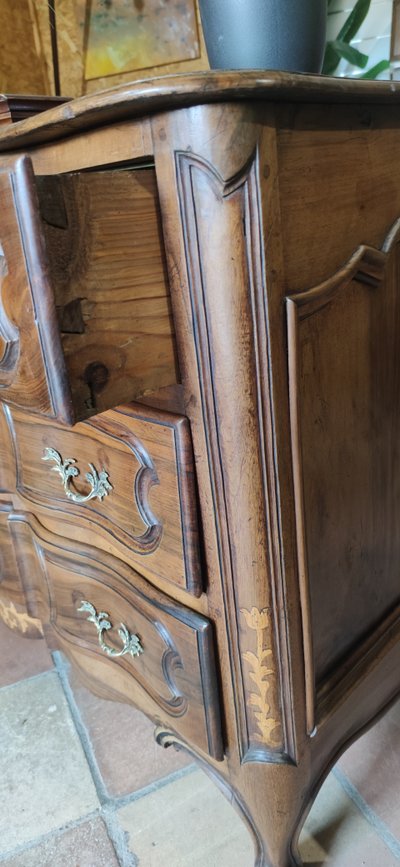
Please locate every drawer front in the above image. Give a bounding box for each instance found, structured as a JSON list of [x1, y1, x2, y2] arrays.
[[0, 502, 43, 636], [0, 502, 21, 603], [10, 512, 223, 761], [0, 156, 69, 420], [0, 155, 178, 425], [7, 403, 202, 596]]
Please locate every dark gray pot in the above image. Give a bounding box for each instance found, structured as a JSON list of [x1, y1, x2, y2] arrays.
[[198, 0, 327, 73]]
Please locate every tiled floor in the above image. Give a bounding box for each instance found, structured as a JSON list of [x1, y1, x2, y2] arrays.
[[0, 621, 399, 866]]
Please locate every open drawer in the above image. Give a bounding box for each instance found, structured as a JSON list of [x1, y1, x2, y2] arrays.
[[0, 154, 178, 424]]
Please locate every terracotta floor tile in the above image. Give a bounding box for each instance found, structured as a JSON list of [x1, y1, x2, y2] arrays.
[[68, 664, 192, 798], [0, 672, 99, 853], [117, 768, 255, 866], [116, 767, 398, 867], [0, 621, 53, 687], [338, 698, 400, 840], [299, 773, 399, 865], [0, 818, 119, 867]]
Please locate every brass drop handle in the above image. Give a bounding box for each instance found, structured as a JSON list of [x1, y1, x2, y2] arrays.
[[77, 601, 144, 658], [42, 447, 112, 503]]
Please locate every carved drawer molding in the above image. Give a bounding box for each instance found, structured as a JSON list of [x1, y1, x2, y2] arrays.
[[9, 511, 223, 761], [5, 402, 202, 596]]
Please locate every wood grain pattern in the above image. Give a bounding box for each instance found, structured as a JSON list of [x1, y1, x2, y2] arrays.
[[36, 168, 179, 419], [6, 402, 202, 596], [0, 95, 68, 126], [0, 155, 71, 420], [287, 221, 400, 723], [29, 119, 153, 176], [0, 159, 179, 424], [276, 102, 400, 292], [0, 404, 15, 493], [9, 511, 222, 761], [3, 71, 400, 152], [0, 0, 49, 95], [0, 502, 43, 637]]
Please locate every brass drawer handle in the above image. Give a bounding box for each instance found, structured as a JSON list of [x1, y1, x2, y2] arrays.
[[42, 447, 112, 503], [78, 601, 144, 658]]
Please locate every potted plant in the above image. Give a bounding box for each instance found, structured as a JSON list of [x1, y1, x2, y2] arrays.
[[323, 0, 390, 78], [198, 0, 328, 72]]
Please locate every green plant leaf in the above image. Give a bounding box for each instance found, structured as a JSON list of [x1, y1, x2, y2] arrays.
[[330, 39, 369, 68], [337, 0, 372, 44], [322, 41, 341, 75], [357, 59, 391, 78]]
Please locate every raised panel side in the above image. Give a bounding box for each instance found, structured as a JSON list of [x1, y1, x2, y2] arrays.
[[287, 221, 400, 727]]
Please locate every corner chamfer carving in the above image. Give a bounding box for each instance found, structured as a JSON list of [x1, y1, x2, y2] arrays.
[[0, 243, 19, 377], [287, 217, 400, 734], [176, 150, 291, 763]]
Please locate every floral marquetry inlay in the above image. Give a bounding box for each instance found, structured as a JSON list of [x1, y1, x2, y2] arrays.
[[0, 598, 43, 635], [241, 607, 282, 747]]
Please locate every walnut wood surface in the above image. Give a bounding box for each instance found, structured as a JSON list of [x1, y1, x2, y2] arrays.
[[1, 75, 400, 866], [0, 161, 179, 424], [0, 155, 70, 420], [0, 95, 68, 126], [0, 500, 43, 637], [2, 71, 400, 151], [10, 511, 222, 761], [150, 95, 400, 864], [287, 226, 400, 703], [6, 402, 201, 596]]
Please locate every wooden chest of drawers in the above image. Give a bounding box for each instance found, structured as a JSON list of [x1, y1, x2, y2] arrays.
[[1, 72, 400, 866]]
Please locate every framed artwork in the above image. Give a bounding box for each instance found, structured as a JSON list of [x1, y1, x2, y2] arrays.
[[33, 0, 207, 97], [83, 0, 200, 80]]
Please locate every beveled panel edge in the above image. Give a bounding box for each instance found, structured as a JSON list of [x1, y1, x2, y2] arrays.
[[112, 403, 203, 597], [316, 603, 400, 727], [286, 216, 400, 735]]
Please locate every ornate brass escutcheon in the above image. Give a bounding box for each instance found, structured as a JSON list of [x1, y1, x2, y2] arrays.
[[77, 600, 144, 658], [42, 447, 112, 503]]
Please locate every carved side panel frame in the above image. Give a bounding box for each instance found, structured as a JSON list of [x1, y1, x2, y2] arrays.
[[175, 150, 294, 763], [287, 220, 400, 731]]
